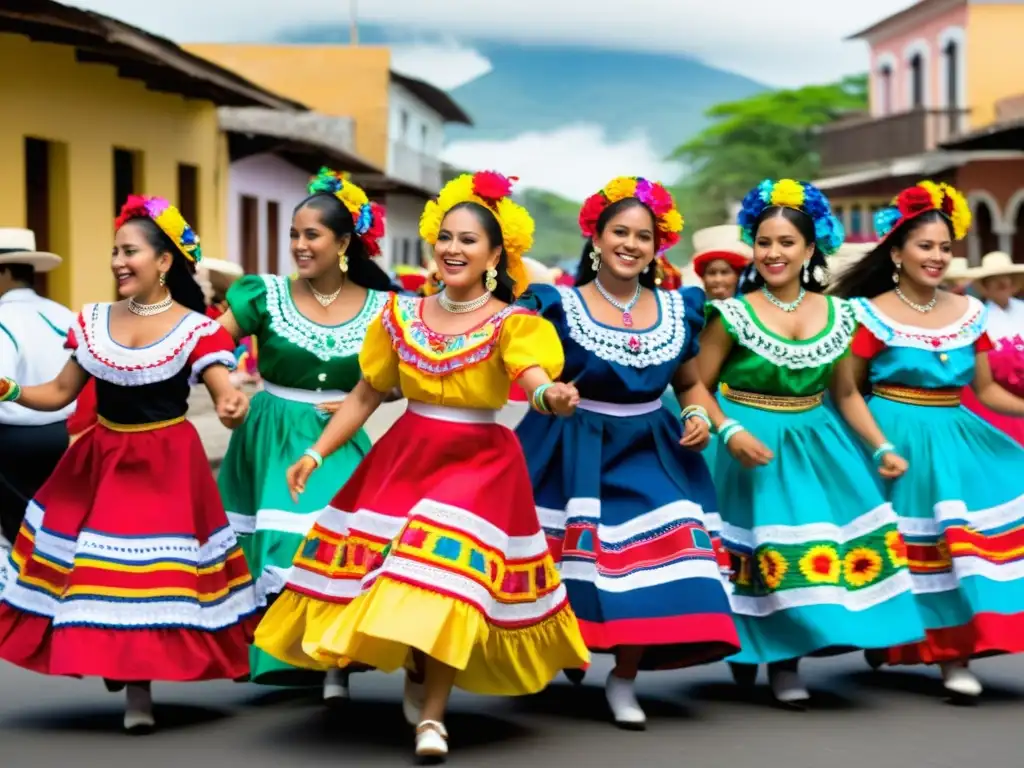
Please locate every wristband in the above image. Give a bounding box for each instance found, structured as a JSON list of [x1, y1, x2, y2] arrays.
[[302, 448, 324, 469], [872, 442, 895, 464], [721, 424, 746, 446], [716, 418, 739, 434], [0, 378, 20, 403], [532, 383, 553, 413], [681, 405, 711, 428]]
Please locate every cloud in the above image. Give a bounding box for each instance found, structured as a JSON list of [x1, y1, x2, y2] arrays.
[[442, 125, 682, 201], [390, 43, 492, 90], [69, 0, 916, 87]]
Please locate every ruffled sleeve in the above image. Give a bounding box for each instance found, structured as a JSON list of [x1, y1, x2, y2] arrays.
[[226, 274, 269, 337], [975, 333, 995, 354], [704, 299, 738, 342], [680, 286, 707, 359], [187, 323, 238, 384], [358, 302, 401, 393], [851, 324, 885, 360], [499, 310, 565, 382]]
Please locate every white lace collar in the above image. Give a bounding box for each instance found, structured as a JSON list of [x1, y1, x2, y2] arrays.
[[73, 303, 219, 386], [851, 295, 986, 352], [712, 295, 856, 370], [264, 275, 388, 362], [558, 285, 686, 368]]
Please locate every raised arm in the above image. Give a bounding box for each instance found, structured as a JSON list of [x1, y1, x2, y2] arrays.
[[0, 359, 89, 412]]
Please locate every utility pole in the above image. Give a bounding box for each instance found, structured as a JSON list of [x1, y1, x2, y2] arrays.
[[350, 0, 359, 44]]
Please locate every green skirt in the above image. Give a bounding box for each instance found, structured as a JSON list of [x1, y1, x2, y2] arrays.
[[218, 387, 370, 685]]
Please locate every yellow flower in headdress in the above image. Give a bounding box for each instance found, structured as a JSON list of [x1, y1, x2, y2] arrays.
[[769, 179, 806, 209], [603, 177, 639, 203]]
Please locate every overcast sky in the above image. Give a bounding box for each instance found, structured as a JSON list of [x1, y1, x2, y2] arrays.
[[69, 0, 914, 199]]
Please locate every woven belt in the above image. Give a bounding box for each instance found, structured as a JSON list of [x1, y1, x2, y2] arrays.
[[721, 385, 824, 413], [872, 385, 961, 407], [98, 415, 186, 432]]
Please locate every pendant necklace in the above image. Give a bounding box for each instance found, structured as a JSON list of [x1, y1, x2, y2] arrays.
[[761, 284, 806, 313], [308, 280, 343, 308], [128, 293, 173, 317], [595, 278, 642, 327], [439, 289, 491, 314], [895, 286, 937, 313]]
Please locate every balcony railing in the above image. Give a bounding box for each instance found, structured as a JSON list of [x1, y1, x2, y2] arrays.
[[389, 141, 442, 192], [819, 108, 970, 173]]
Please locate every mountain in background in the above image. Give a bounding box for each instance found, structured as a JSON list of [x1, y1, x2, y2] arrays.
[[277, 23, 768, 261]]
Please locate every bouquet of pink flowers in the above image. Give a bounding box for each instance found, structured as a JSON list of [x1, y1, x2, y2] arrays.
[[989, 335, 1024, 398]]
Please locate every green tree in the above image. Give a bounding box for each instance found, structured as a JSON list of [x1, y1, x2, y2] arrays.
[[669, 74, 867, 257]]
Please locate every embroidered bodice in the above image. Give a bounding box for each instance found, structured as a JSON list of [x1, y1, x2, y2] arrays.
[[67, 303, 236, 425], [518, 283, 702, 403], [227, 274, 389, 392], [851, 296, 991, 389], [360, 293, 563, 409], [708, 295, 856, 397]]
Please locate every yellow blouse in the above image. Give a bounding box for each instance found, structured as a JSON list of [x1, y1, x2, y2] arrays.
[[359, 293, 564, 409]]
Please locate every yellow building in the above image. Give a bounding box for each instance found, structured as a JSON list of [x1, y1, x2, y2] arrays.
[[0, 2, 303, 308]]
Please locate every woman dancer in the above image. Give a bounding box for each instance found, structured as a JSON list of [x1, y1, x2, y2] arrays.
[[959, 251, 1024, 445], [0, 196, 255, 731], [831, 182, 1024, 698], [698, 179, 925, 704], [216, 169, 391, 695], [254, 171, 588, 761], [516, 177, 740, 728]]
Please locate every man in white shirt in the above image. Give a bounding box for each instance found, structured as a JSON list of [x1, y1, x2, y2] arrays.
[[970, 251, 1024, 344], [0, 229, 75, 549]]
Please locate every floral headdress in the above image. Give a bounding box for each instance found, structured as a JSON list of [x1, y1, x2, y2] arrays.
[[418, 171, 534, 297], [873, 181, 971, 242], [738, 179, 845, 256], [308, 167, 386, 257], [579, 176, 684, 254], [115, 195, 201, 265]]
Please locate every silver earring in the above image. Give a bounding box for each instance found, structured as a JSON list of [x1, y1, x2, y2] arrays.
[[892, 262, 901, 284], [802, 261, 810, 284], [643, 264, 650, 274], [590, 248, 601, 272]]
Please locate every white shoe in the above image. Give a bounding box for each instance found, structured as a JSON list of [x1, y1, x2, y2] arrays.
[[605, 672, 646, 729], [323, 669, 349, 703], [123, 684, 155, 733], [414, 720, 448, 762], [769, 668, 810, 704], [940, 663, 982, 697], [403, 673, 426, 726]]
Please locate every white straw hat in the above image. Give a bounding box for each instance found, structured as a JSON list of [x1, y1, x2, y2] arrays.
[[967, 251, 1024, 282], [0, 229, 61, 272]]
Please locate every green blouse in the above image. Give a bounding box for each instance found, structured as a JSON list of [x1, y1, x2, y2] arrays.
[[226, 274, 389, 393], [706, 295, 856, 396]]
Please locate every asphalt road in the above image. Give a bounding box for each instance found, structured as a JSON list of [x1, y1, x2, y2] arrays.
[[2, 653, 1023, 767]]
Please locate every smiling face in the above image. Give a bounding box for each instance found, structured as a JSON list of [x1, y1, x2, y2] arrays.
[[112, 220, 172, 298], [753, 211, 814, 290], [892, 218, 953, 289], [702, 259, 740, 300], [594, 202, 657, 281], [433, 205, 502, 293], [290, 204, 350, 280]]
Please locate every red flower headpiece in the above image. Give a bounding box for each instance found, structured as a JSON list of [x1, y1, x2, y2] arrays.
[[578, 176, 683, 254]]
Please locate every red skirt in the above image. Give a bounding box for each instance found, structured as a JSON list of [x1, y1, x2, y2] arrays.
[[0, 419, 259, 681], [961, 386, 1024, 446]]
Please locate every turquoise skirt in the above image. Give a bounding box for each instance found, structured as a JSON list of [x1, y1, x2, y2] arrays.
[[864, 395, 1024, 663], [713, 394, 926, 665]]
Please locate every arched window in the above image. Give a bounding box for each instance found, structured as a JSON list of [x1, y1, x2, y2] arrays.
[[910, 54, 924, 108]]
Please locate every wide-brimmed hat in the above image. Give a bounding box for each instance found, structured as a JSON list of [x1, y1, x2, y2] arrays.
[[944, 257, 970, 282], [197, 257, 244, 293], [691, 225, 752, 277], [0, 229, 61, 272], [968, 251, 1024, 282]]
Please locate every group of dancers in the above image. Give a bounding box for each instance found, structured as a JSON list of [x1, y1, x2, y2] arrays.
[[1, 166, 1023, 763]]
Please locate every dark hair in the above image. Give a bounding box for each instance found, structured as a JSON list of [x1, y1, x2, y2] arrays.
[[438, 201, 518, 304], [294, 193, 394, 292], [736, 206, 829, 294], [125, 217, 206, 313], [575, 198, 659, 289], [829, 210, 953, 299], [0, 263, 34, 284]]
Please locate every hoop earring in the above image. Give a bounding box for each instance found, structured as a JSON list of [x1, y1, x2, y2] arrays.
[[484, 267, 498, 293], [590, 248, 601, 272], [339, 250, 349, 273], [892, 262, 901, 284]]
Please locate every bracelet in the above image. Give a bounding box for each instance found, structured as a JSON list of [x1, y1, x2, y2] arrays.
[[532, 383, 553, 413], [716, 418, 739, 434], [721, 424, 747, 446], [0, 378, 20, 403], [680, 405, 711, 428], [871, 442, 895, 463], [302, 448, 324, 469]]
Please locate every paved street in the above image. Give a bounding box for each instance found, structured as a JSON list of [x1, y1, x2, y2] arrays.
[[2, 653, 1024, 767]]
